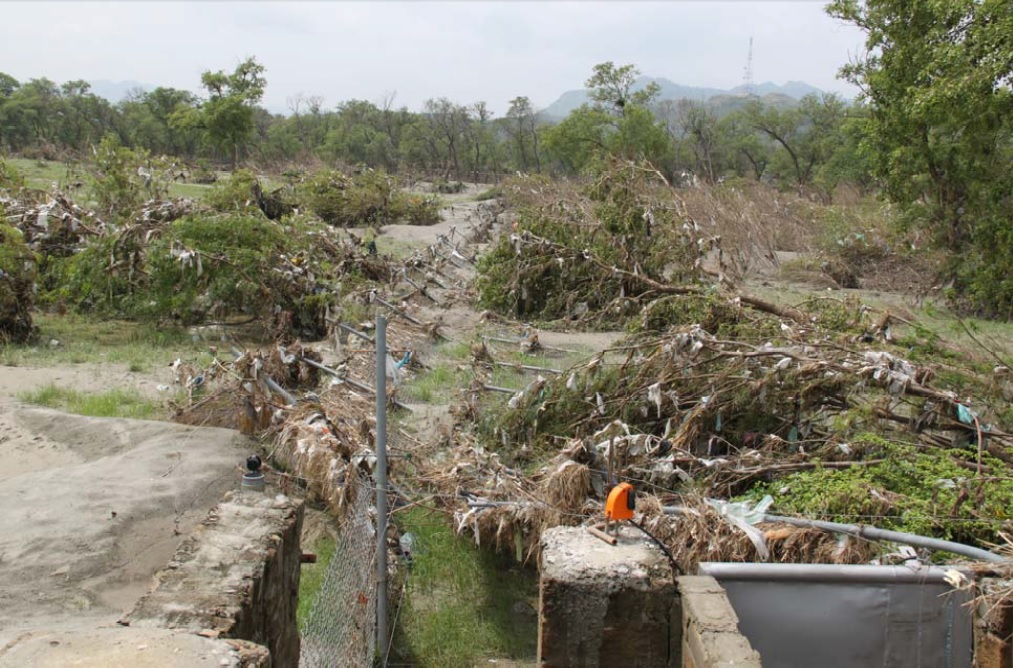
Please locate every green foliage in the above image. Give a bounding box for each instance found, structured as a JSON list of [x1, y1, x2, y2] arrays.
[[0, 158, 25, 188], [0, 222, 37, 343], [750, 434, 1013, 545], [48, 212, 342, 337], [298, 169, 440, 227], [204, 168, 262, 213], [195, 57, 267, 166], [17, 384, 159, 419], [90, 135, 167, 219], [828, 0, 1013, 316]]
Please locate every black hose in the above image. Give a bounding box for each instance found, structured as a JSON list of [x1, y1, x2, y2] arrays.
[[629, 518, 684, 582]]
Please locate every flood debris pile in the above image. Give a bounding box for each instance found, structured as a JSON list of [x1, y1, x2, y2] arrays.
[[476, 162, 716, 328], [428, 298, 1013, 567], [432, 162, 1013, 568], [0, 159, 456, 340]]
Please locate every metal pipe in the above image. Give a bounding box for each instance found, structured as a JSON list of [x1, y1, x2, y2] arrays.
[[338, 322, 374, 344], [300, 356, 412, 412], [375, 314, 389, 658], [763, 513, 1006, 564], [374, 295, 424, 326], [661, 505, 1004, 563], [230, 346, 297, 406], [493, 361, 563, 375], [483, 384, 519, 395], [698, 562, 973, 583]]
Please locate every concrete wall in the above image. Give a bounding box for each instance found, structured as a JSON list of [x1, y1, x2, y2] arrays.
[[678, 576, 761, 668], [538, 526, 680, 667], [124, 491, 304, 668]]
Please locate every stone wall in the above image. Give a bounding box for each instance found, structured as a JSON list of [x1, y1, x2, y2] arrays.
[[678, 576, 761, 668], [124, 491, 304, 668]]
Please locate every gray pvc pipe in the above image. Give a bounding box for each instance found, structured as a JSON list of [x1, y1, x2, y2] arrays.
[[662, 505, 1004, 563], [763, 513, 1006, 564]]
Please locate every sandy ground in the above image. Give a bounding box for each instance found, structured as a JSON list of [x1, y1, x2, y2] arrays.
[[0, 364, 249, 647]]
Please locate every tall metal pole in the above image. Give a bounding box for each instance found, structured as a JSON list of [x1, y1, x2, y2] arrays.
[[375, 314, 389, 658]]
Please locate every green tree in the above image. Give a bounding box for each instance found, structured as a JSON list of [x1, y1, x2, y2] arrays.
[[542, 62, 671, 174], [586, 61, 661, 117], [828, 0, 1013, 315], [195, 57, 267, 166], [504, 96, 541, 172], [747, 93, 847, 189]]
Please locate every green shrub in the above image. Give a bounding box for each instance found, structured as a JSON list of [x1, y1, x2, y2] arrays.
[[298, 168, 442, 227], [0, 222, 37, 343], [90, 135, 168, 220], [299, 169, 397, 227], [748, 434, 1013, 546], [204, 169, 262, 213]]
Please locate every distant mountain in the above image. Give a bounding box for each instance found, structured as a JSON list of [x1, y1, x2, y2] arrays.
[[88, 80, 156, 103], [539, 76, 826, 119]]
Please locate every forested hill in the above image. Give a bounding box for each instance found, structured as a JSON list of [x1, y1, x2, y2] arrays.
[[539, 76, 823, 119]]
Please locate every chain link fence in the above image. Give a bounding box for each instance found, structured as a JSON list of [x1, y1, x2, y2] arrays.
[[300, 473, 378, 668]]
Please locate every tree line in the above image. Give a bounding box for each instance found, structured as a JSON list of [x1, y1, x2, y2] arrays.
[[3, 0, 1012, 317], [0, 58, 867, 194]]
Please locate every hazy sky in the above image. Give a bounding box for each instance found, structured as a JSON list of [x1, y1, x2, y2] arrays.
[[0, 2, 866, 115]]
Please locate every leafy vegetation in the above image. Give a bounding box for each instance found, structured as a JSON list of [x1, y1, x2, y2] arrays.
[[748, 434, 1013, 547], [477, 162, 706, 326], [829, 0, 1013, 317], [298, 168, 441, 227], [0, 222, 37, 343]]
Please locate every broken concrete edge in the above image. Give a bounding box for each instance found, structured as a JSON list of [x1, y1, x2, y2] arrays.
[[121, 489, 304, 667], [538, 525, 679, 667], [678, 575, 761, 667]]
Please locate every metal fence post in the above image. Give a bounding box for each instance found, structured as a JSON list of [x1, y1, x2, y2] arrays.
[[375, 314, 389, 660]]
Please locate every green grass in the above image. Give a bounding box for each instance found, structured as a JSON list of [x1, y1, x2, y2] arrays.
[[5, 157, 80, 190], [5, 157, 232, 202], [0, 312, 212, 372], [297, 533, 338, 630], [747, 279, 1013, 360], [390, 507, 538, 666], [168, 181, 216, 199], [17, 384, 160, 419], [405, 362, 468, 403]]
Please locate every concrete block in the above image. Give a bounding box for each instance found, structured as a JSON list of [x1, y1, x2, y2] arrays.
[[124, 492, 303, 668], [538, 525, 679, 667], [678, 576, 761, 668]]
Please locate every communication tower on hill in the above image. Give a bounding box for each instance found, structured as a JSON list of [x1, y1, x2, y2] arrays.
[[743, 36, 755, 97]]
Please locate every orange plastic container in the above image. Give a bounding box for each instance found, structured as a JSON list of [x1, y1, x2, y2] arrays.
[[605, 482, 635, 521]]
